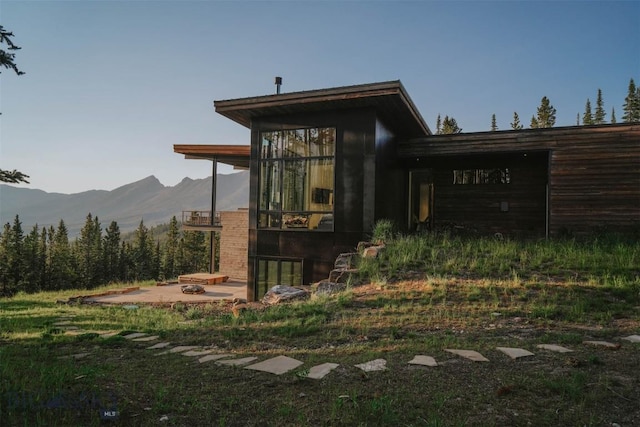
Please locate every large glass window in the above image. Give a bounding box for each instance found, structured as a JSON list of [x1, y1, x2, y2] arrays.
[[256, 258, 303, 299], [259, 127, 335, 230]]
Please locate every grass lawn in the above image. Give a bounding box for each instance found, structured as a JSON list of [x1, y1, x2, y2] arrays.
[[1, 234, 639, 426]]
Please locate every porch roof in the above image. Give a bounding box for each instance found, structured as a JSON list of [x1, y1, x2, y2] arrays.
[[173, 144, 250, 169], [214, 80, 431, 138]]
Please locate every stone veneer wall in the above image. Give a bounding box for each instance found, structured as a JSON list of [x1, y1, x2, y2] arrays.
[[219, 209, 248, 280]]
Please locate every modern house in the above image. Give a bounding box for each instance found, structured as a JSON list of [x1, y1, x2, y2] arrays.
[[175, 80, 640, 301]]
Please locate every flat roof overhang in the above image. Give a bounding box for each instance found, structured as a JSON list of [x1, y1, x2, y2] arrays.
[[398, 123, 640, 158], [173, 144, 251, 169], [214, 80, 431, 138]]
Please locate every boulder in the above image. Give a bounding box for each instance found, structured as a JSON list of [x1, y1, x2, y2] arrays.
[[362, 244, 385, 259], [328, 268, 360, 284], [315, 281, 347, 296], [262, 285, 309, 305], [334, 252, 358, 270], [180, 284, 205, 294]]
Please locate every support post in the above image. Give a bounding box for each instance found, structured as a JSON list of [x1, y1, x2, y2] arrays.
[[210, 159, 218, 273]]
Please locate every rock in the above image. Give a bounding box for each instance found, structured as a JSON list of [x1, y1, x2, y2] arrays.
[[233, 298, 247, 305], [362, 245, 384, 258], [261, 285, 309, 305], [328, 268, 359, 284], [334, 252, 358, 270], [357, 241, 377, 252], [232, 304, 247, 318], [181, 284, 205, 294], [315, 281, 347, 296]]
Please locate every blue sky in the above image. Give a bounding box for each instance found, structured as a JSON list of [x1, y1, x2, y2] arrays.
[[1, 0, 638, 194]]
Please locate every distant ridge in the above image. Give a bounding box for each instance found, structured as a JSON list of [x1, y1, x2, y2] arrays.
[[0, 171, 249, 237]]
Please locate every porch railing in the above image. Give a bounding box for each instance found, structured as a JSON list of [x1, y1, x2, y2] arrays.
[[182, 210, 221, 227]]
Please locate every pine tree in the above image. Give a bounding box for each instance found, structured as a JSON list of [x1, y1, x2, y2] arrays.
[[531, 96, 556, 128], [435, 114, 442, 135], [511, 112, 523, 130], [49, 220, 75, 290], [22, 225, 44, 293], [162, 216, 179, 280], [594, 89, 606, 124], [132, 220, 154, 281], [103, 221, 121, 283], [622, 78, 640, 122], [490, 114, 498, 131], [76, 213, 103, 288], [583, 99, 594, 125], [441, 116, 462, 134], [39, 227, 49, 291], [576, 113, 580, 126], [611, 107, 617, 124], [0, 223, 14, 296]]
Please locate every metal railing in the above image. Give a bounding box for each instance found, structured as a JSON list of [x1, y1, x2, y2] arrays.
[[182, 210, 222, 227]]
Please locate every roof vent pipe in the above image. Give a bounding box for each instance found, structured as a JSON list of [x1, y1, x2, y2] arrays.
[[275, 76, 282, 94]]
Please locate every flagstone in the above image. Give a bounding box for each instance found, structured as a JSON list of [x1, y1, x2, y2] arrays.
[[182, 349, 216, 357], [355, 359, 387, 372], [166, 345, 200, 354], [245, 356, 304, 375], [583, 340, 620, 349], [60, 325, 79, 330], [99, 332, 119, 338], [496, 347, 535, 359], [216, 357, 258, 366], [53, 321, 73, 326], [621, 335, 640, 343], [408, 355, 438, 367], [198, 353, 233, 363], [445, 349, 489, 362], [123, 332, 148, 340], [59, 352, 91, 360], [147, 342, 171, 349], [307, 363, 340, 379], [536, 344, 573, 353], [133, 335, 160, 342]]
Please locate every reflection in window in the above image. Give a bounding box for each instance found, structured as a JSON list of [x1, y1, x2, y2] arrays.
[[256, 258, 302, 298], [259, 128, 335, 230], [453, 168, 511, 184]]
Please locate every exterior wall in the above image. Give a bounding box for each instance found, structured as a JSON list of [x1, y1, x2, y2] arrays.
[[219, 209, 248, 280], [397, 124, 640, 237], [549, 133, 640, 235], [246, 109, 379, 300]]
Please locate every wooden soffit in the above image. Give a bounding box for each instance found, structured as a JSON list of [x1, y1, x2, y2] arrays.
[[214, 80, 431, 138], [173, 144, 250, 169]]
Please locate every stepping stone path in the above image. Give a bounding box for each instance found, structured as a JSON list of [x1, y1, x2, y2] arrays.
[[496, 347, 535, 359], [445, 349, 490, 362], [408, 355, 438, 367], [355, 359, 387, 372], [50, 316, 638, 383], [245, 356, 304, 375]]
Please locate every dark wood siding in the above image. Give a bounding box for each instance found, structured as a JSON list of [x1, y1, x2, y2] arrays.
[[398, 124, 640, 237]]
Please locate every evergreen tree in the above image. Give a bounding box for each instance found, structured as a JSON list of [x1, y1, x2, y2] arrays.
[[180, 230, 208, 273], [611, 107, 617, 124], [576, 113, 580, 126], [440, 116, 462, 134], [49, 220, 75, 290], [162, 216, 179, 280], [76, 213, 103, 288], [1, 216, 26, 295], [490, 114, 498, 131], [132, 220, 154, 281], [22, 225, 44, 293], [622, 78, 640, 122], [0, 223, 14, 296], [594, 89, 606, 124], [583, 99, 594, 125], [511, 112, 523, 130], [435, 114, 442, 135], [103, 221, 121, 283], [39, 226, 50, 291], [531, 96, 556, 128]]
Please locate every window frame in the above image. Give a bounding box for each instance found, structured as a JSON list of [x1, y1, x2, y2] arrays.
[[258, 127, 336, 231]]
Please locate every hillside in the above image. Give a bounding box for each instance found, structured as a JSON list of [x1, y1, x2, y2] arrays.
[[0, 171, 249, 236]]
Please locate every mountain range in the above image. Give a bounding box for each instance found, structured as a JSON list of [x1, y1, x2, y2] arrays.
[[0, 171, 249, 237]]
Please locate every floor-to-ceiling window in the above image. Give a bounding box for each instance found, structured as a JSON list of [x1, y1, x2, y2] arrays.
[[259, 127, 335, 230]]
